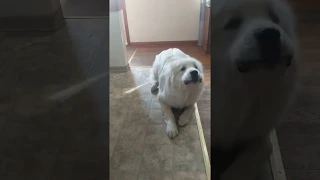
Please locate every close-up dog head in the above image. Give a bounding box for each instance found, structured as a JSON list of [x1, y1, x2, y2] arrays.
[[211, 0, 297, 73], [169, 57, 204, 89]]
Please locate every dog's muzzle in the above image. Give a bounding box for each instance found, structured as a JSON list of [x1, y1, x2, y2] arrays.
[[184, 70, 202, 84], [237, 55, 292, 73], [237, 28, 293, 73]]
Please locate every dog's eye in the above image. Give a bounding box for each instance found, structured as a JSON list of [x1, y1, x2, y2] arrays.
[[269, 11, 280, 24], [180, 67, 186, 71], [194, 65, 198, 69], [224, 17, 242, 30]]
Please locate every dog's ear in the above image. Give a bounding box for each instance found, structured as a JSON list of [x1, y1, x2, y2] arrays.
[[159, 70, 176, 90], [169, 72, 175, 86], [158, 73, 167, 91], [196, 61, 204, 73], [169, 71, 181, 90]]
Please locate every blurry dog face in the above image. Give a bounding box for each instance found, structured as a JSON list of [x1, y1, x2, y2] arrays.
[[211, 0, 297, 73], [170, 58, 204, 87]]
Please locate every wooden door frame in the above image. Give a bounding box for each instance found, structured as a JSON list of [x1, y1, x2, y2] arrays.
[[122, 0, 131, 45]]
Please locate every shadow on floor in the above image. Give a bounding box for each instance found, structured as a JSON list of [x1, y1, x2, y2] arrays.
[[0, 19, 109, 179]]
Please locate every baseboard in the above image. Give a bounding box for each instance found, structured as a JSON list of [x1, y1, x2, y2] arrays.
[[194, 103, 211, 180], [109, 64, 130, 72], [0, 5, 64, 32], [269, 130, 287, 180], [131, 40, 198, 47]]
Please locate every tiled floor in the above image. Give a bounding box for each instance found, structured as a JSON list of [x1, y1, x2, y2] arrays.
[[276, 24, 320, 180], [126, 44, 212, 159], [109, 68, 207, 180], [123, 45, 276, 180], [0, 19, 109, 179]]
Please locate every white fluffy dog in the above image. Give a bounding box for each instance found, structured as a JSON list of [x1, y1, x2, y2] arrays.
[[150, 48, 204, 138], [211, 0, 298, 179]]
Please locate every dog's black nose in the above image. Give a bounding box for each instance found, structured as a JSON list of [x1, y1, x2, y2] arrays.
[[255, 28, 281, 67], [256, 28, 280, 46], [190, 70, 198, 78]]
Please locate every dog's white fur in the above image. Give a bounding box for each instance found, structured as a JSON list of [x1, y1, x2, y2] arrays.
[[150, 48, 204, 138], [211, 0, 298, 179]]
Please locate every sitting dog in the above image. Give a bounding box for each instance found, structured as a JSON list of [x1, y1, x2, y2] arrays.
[[150, 48, 204, 138], [210, 0, 299, 179]]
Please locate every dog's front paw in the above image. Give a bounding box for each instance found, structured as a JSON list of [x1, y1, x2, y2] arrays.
[[166, 121, 178, 138], [178, 113, 191, 126]]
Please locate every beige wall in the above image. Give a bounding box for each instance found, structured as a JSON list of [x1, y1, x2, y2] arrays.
[[110, 11, 128, 68], [0, 0, 60, 16], [120, 10, 128, 45], [125, 0, 201, 42]]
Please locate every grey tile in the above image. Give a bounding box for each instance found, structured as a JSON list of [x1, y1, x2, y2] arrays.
[[277, 122, 320, 136], [110, 86, 134, 99], [0, 122, 60, 180], [0, 151, 57, 180], [144, 125, 173, 145], [51, 143, 109, 180], [280, 145, 320, 170], [56, 19, 108, 49], [149, 109, 165, 124], [110, 121, 123, 159], [12, 94, 56, 117], [54, 118, 109, 179], [110, 122, 122, 142], [130, 69, 153, 86], [118, 124, 147, 142], [284, 170, 320, 180], [138, 172, 172, 180], [140, 144, 173, 171], [0, 85, 15, 114], [189, 112, 197, 125], [0, 114, 7, 130], [131, 92, 153, 102], [173, 142, 205, 172], [110, 139, 117, 160], [171, 125, 200, 145], [255, 162, 273, 180], [173, 171, 206, 180], [110, 106, 128, 126], [283, 105, 320, 123], [134, 85, 153, 97], [122, 108, 150, 127], [110, 170, 139, 180], [62, 0, 108, 17], [110, 72, 137, 89], [198, 110, 211, 128], [109, 95, 129, 125], [87, 75, 109, 104], [110, 141, 144, 170], [204, 133, 211, 161], [129, 95, 152, 111], [87, 31, 109, 77], [110, 96, 131, 111], [278, 135, 320, 150], [0, 18, 110, 180]]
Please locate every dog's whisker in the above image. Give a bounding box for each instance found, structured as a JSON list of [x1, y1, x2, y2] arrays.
[[124, 82, 148, 94]]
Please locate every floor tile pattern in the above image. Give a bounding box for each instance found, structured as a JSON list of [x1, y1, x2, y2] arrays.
[[109, 68, 207, 180]]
